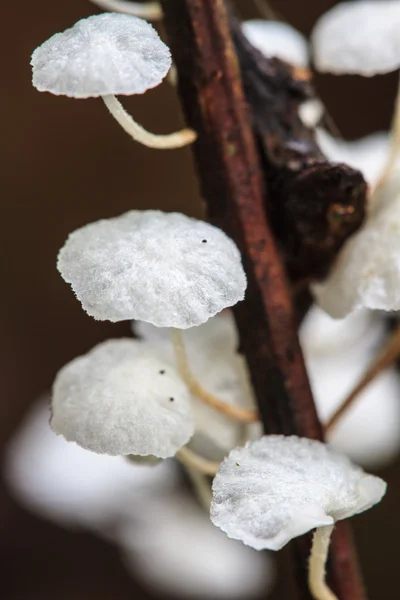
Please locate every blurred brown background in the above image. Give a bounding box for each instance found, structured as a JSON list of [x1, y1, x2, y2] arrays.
[[1, 1, 398, 598]]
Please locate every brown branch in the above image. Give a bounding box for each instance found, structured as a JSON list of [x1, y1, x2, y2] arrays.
[[161, 1, 366, 599]]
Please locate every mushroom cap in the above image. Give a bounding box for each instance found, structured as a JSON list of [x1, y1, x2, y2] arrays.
[[31, 13, 171, 98], [58, 210, 247, 328], [211, 435, 386, 550], [242, 20, 309, 68], [51, 338, 194, 458], [312, 194, 400, 317], [312, 1, 400, 76]]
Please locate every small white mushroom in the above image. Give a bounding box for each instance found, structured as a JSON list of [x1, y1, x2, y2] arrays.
[[211, 435, 386, 600], [51, 338, 195, 458], [89, 0, 162, 21], [312, 1, 400, 76], [58, 211, 251, 424], [58, 210, 247, 328], [31, 13, 195, 149], [242, 20, 309, 68]]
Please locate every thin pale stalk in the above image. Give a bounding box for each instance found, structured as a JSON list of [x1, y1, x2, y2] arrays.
[[309, 525, 337, 600], [89, 0, 162, 20], [176, 446, 220, 476], [185, 467, 212, 510], [102, 94, 196, 149], [170, 328, 258, 423], [325, 322, 400, 434]]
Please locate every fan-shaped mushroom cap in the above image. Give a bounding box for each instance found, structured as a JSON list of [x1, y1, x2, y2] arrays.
[[51, 339, 194, 458], [312, 1, 400, 76], [211, 435, 386, 550], [58, 210, 247, 328], [242, 20, 309, 68], [31, 13, 171, 98]]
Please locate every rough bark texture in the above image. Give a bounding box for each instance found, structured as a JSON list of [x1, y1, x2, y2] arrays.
[[230, 18, 367, 285], [161, 1, 366, 599]]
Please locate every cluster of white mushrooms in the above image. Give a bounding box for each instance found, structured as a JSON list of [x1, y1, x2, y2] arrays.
[[26, 2, 393, 600]]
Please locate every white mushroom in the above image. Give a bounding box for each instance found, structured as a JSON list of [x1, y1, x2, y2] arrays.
[[58, 210, 254, 425], [51, 338, 194, 458], [89, 0, 162, 21], [312, 1, 400, 76], [58, 210, 247, 328], [31, 13, 195, 149], [211, 435, 386, 600], [242, 20, 309, 68]]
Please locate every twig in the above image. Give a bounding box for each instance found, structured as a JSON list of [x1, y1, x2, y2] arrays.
[[161, 1, 366, 598], [176, 446, 220, 476], [325, 322, 400, 433]]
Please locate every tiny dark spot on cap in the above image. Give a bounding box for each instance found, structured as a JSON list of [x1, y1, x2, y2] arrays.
[[236, 462, 240, 467], [202, 239, 207, 243], [159, 369, 165, 375], [169, 397, 175, 402]]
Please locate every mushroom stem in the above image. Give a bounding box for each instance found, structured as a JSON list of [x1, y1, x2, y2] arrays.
[[102, 94, 197, 149], [373, 73, 400, 197], [308, 525, 337, 600], [89, 0, 163, 20], [325, 322, 400, 434], [170, 328, 259, 423], [176, 446, 220, 476], [185, 467, 212, 510]]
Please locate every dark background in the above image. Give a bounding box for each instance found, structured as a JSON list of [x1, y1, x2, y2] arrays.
[[1, 1, 397, 598]]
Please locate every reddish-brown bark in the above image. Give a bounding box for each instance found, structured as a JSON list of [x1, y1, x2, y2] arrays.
[[162, 1, 367, 598]]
